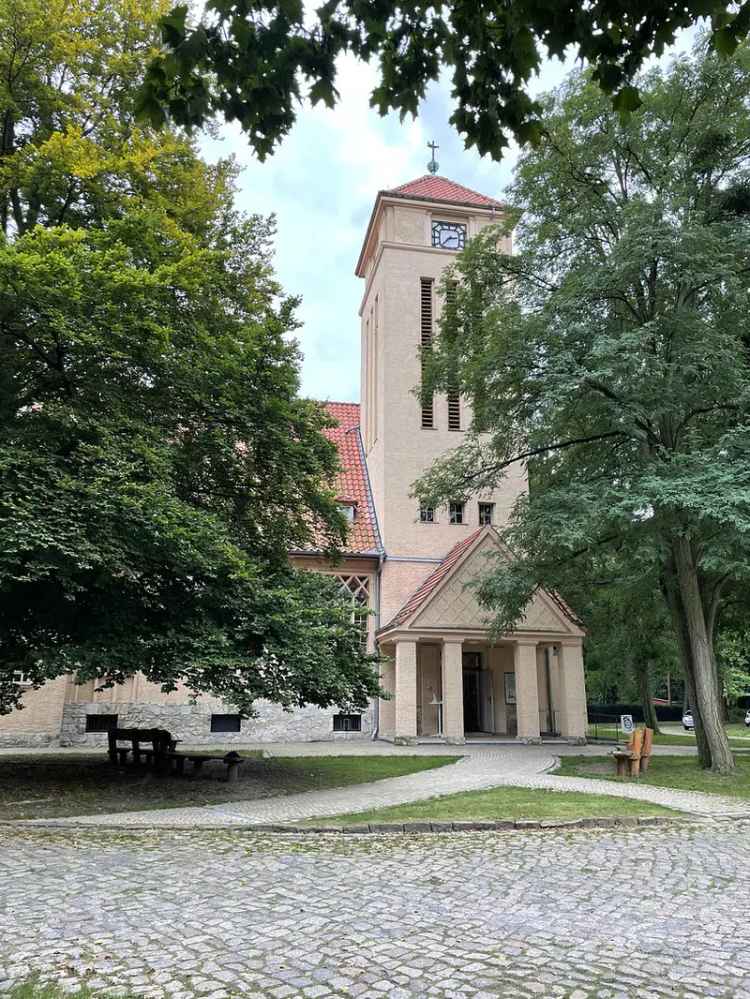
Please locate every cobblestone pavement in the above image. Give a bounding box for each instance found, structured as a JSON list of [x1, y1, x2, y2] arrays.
[[21, 744, 749, 827], [3, 823, 750, 998]]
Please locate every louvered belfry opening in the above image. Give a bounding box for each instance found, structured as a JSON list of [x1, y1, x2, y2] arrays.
[[447, 392, 461, 430], [420, 277, 434, 428], [445, 280, 461, 430]]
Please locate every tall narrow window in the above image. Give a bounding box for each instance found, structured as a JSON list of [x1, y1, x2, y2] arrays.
[[364, 314, 371, 448], [336, 574, 370, 649], [372, 295, 379, 443], [368, 306, 374, 446], [445, 281, 461, 430], [447, 393, 461, 430], [420, 278, 434, 428]]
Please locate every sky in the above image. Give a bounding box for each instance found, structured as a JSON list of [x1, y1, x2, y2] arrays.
[[199, 33, 693, 405]]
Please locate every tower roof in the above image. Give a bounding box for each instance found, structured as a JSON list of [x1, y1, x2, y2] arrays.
[[383, 174, 505, 210], [356, 173, 505, 277]]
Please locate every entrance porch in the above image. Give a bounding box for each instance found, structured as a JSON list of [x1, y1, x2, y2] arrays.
[[377, 637, 587, 745], [375, 527, 588, 745]]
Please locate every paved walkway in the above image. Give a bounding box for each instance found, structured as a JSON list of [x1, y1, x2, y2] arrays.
[[3, 821, 750, 998], [20, 742, 750, 827]]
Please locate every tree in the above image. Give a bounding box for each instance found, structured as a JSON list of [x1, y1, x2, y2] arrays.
[[717, 630, 750, 711], [561, 564, 679, 734], [0, 0, 245, 242], [416, 42, 750, 773], [0, 0, 381, 718], [138, 1, 750, 161]]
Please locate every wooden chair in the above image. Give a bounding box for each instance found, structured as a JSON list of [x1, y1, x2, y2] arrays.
[[640, 726, 654, 772], [613, 726, 651, 777]]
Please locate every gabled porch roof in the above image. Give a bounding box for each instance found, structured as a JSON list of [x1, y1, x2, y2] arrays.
[[378, 526, 584, 641]]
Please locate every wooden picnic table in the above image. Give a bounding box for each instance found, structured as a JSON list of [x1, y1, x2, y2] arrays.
[[107, 727, 243, 781]]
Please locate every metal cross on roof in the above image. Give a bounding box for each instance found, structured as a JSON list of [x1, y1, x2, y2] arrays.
[[427, 140, 440, 175]]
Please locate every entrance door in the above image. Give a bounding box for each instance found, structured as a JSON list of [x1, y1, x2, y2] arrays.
[[462, 651, 482, 733]]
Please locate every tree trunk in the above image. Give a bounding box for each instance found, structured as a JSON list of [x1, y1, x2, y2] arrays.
[[635, 658, 660, 733], [661, 564, 712, 768], [671, 536, 734, 774]]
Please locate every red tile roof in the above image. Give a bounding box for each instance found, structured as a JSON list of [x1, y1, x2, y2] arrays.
[[356, 174, 505, 276], [313, 401, 381, 557], [382, 528, 485, 631], [384, 175, 505, 209]]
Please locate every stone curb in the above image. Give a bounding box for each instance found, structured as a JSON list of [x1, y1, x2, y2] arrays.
[[5, 813, 750, 833]]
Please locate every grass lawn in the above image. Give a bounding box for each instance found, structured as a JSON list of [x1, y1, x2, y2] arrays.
[[725, 724, 750, 739], [302, 784, 672, 826], [0, 753, 458, 821], [587, 724, 750, 748], [558, 753, 750, 799]]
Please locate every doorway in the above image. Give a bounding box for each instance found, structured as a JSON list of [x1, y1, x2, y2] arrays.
[[462, 651, 483, 733]]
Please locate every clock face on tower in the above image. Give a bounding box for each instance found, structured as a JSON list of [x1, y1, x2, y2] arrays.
[[432, 220, 467, 251]]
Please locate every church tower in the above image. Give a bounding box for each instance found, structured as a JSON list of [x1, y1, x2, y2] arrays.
[[355, 172, 528, 624]]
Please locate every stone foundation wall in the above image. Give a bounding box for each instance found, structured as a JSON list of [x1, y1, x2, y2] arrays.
[[59, 700, 375, 747], [0, 731, 59, 748]]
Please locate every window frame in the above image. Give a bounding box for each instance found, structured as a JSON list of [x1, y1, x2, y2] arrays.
[[419, 505, 435, 523], [478, 502, 495, 526], [420, 277, 435, 429], [333, 713, 362, 733], [85, 713, 118, 733], [338, 501, 358, 523], [449, 501, 465, 525], [210, 713, 242, 733]]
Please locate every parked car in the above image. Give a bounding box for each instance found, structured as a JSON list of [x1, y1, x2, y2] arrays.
[[745, 709, 750, 728], [682, 710, 694, 730]]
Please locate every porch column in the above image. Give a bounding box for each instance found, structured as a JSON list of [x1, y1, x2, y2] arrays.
[[558, 640, 587, 743], [514, 640, 541, 743], [442, 640, 465, 744], [394, 639, 418, 744]]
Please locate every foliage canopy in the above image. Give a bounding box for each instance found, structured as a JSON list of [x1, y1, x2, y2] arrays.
[[418, 43, 750, 772], [139, 1, 750, 160], [0, 0, 381, 717]]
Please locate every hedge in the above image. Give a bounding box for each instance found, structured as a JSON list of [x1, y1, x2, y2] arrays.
[[587, 703, 684, 723]]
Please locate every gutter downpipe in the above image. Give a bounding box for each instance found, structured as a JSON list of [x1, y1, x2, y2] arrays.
[[371, 551, 385, 740]]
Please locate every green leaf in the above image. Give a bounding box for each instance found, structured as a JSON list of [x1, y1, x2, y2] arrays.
[[611, 85, 642, 114], [712, 26, 740, 56]]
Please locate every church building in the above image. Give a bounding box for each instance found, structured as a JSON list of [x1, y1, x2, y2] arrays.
[[0, 173, 588, 748]]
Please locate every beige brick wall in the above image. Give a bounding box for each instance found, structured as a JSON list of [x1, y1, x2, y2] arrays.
[[0, 675, 69, 742], [394, 639, 418, 740], [359, 200, 525, 561], [379, 559, 437, 627], [558, 640, 588, 739]]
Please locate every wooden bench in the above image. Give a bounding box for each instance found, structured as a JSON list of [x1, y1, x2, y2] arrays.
[[166, 750, 244, 782], [613, 726, 653, 777]]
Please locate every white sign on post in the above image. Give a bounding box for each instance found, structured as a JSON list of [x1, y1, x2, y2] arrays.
[[620, 714, 634, 735]]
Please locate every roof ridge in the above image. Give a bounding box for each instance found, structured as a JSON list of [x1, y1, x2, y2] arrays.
[[389, 174, 489, 196]]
